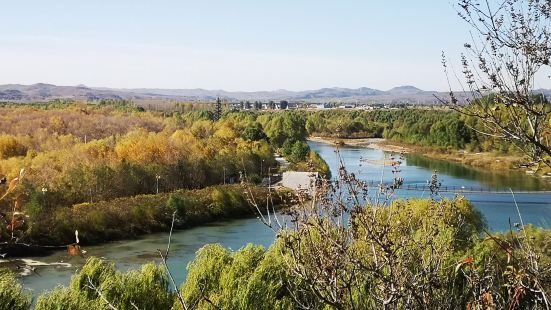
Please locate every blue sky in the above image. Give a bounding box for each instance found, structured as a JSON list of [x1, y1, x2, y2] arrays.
[[1, 1, 473, 91]]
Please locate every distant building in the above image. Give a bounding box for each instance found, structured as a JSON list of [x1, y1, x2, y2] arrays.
[[315, 103, 331, 109], [338, 104, 354, 109]]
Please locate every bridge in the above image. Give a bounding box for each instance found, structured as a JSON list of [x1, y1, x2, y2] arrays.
[[400, 184, 551, 194], [359, 181, 551, 195]]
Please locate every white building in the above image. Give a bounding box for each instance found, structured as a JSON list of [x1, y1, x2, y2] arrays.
[[281, 171, 319, 194]]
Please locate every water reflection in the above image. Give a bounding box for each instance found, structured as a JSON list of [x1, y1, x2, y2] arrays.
[[405, 153, 551, 191]]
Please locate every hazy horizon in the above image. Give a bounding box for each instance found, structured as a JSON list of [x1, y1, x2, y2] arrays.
[[0, 81, 438, 93]]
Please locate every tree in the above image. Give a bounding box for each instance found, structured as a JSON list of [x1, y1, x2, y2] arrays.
[[254, 101, 262, 110], [289, 141, 310, 163], [242, 123, 268, 141], [445, 0, 551, 166], [214, 97, 222, 121]]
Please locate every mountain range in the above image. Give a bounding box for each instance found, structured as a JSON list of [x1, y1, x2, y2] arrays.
[[0, 83, 498, 104]]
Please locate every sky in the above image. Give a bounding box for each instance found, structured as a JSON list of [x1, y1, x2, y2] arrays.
[[0, 1, 476, 91]]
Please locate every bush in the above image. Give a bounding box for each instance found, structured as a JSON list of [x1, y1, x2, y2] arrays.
[[0, 270, 31, 310], [178, 243, 294, 310], [36, 257, 174, 310], [0, 134, 27, 159]]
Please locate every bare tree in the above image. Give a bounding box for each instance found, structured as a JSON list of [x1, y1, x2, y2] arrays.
[[247, 152, 489, 309], [443, 0, 551, 166]]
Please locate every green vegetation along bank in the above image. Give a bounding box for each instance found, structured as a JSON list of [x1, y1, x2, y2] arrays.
[[305, 108, 551, 174], [1, 197, 550, 309]]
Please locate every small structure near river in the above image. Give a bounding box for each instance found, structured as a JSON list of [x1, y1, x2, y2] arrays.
[[281, 171, 319, 194]]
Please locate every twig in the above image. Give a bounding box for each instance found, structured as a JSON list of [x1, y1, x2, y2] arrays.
[[199, 280, 221, 310], [86, 276, 118, 310], [130, 301, 140, 310], [157, 211, 188, 310]]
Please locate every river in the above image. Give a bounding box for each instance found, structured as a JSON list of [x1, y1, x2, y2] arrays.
[[3, 140, 551, 299]]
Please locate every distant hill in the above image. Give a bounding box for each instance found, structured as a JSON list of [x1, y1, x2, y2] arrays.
[[0, 83, 468, 104], [387, 85, 424, 95]]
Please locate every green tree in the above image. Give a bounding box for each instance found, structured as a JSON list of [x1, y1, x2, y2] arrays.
[[242, 123, 268, 141]]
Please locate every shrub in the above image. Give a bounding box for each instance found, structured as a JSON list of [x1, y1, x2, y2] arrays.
[[36, 257, 174, 310], [0, 135, 27, 159], [0, 270, 31, 310]]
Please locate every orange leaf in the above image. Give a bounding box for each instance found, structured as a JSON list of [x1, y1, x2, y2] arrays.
[[482, 292, 493, 305], [67, 244, 82, 257], [463, 257, 474, 265], [7, 178, 19, 192]]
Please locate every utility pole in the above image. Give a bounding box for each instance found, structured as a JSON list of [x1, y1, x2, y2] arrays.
[[156, 174, 161, 194], [261, 159, 264, 177], [42, 187, 48, 208]]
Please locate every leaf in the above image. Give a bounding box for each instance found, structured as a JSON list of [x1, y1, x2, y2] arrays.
[[8, 178, 19, 191], [482, 292, 493, 305], [463, 257, 474, 265], [455, 257, 475, 273], [0, 177, 19, 200]]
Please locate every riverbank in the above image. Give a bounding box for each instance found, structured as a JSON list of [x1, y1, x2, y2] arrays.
[[3, 184, 286, 257], [307, 136, 410, 153], [308, 136, 551, 178]]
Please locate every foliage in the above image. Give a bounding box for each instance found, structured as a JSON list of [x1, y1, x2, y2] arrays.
[[304, 109, 526, 153], [445, 0, 551, 166], [35, 257, 174, 310], [2, 193, 549, 309], [276, 194, 487, 309], [177, 243, 295, 310], [282, 140, 310, 163], [0, 270, 31, 310], [25, 185, 279, 246], [0, 135, 27, 159], [306, 110, 385, 139], [242, 122, 268, 142], [256, 112, 307, 147], [464, 225, 551, 309], [0, 109, 276, 207], [288, 151, 332, 179]]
